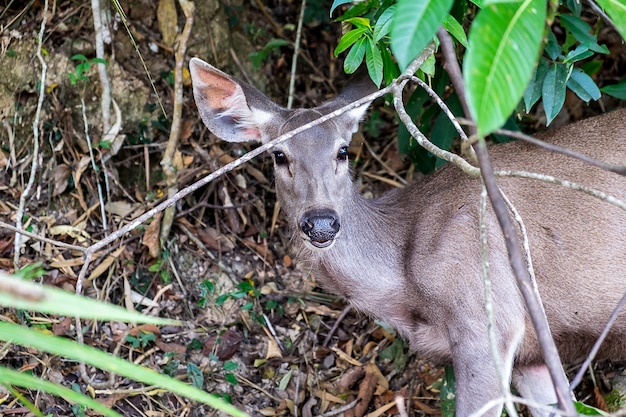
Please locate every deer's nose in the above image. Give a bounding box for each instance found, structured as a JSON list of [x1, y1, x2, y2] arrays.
[[300, 209, 340, 249]]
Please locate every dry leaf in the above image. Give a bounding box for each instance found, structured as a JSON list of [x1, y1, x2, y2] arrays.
[[51, 164, 71, 197], [87, 245, 125, 281], [202, 329, 243, 360], [48, 224, 90, 242], [129, 324, 161, 337], [353, 371, 379, 417], [104, 201, 142, 218], [266, 336, 282, 359], [157, 0, 177, 46], [142, 212, 162, 258]]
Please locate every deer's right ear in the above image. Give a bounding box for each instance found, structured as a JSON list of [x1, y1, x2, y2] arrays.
[[189, 58, 276, 143]]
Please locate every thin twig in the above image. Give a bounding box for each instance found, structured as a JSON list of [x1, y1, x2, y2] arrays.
[[0, 221, 86, 253], [159, 0, 195, 247], [14, 0, 48, 269], [323, 304, 352, 347], [91, 0, 111, 132], [570, 291, 626, 391], [287, 0, 306, 109], [489, 125, 626, 175], [479, 186, 519, 417], [81, 98, 107, 233]]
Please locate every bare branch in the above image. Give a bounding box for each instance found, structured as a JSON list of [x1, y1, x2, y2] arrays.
[[14, 0, 48, 269], [287, 0, 306, 109]]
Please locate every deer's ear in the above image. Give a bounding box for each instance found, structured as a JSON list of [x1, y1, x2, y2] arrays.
[[318, 66, 378, 134], [189, 58, 278, 143]]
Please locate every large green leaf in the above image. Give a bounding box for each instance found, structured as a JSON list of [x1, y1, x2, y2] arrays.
[[0, 322, 249, 416], [391, 0, 453, 70], [463, 0, 546, 136], [595, 0, 626, 40]]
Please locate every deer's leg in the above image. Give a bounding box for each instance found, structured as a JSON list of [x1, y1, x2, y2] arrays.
[[512, 364, 568, 417], [449, 325, 523, 417]]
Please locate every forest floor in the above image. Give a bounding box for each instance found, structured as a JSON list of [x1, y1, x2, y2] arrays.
[[0, 1, 624, 416]]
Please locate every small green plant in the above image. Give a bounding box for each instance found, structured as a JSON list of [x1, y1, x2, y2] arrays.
[[148, 250, 172, 283], [216, 279, 259, 310], [70, 383, 86, 417], [125, 331, 156, 349], [223, 360, 239, 385], [250, 38, 290, 69], [67, 54, 107, 85], [604, 388, 626, 413]]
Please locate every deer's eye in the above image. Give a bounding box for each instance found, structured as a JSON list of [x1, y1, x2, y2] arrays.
[[273, 150, 288, 165], [337, 146, 349, 161]]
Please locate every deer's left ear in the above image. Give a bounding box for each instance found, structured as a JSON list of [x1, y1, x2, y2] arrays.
[[318, 67, 378, 134], [190, 57, 280, 143]]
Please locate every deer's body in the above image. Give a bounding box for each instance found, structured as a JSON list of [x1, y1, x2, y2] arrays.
[[190, 57, 626, 416]]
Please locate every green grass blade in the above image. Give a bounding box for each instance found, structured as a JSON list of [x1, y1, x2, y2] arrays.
[[0, 272, 175, 325], [0, 322, 249, 417], [0, 367, 122, 417]]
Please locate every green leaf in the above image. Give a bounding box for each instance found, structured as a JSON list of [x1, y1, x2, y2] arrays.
[[0, 322, 248, 416], [566, 0, 582, 17], [391, 0, 454, 70], [440, 365, 456, 417], [373, 5, 396, 42], [344, 17, 371, 30], [335, 27, 368, 56], [330, 0, 355, 17], [225, 373, 238, 385], [0, 272, 174, 325], [421, 53, 436, 78], [223, 361, 238, 371], [574, 401, 609, 416], [564, 44, 595, 63], [567, 67, 601, 102], [463, 0, 546, 136], [542, 63, 569, 125], [0, 367, 122, 417], [523, 58, 549, 111], [559, 14, 609, 54], [595, 0, 626, 40], [443, 14, 468, 47], [187, 362, 204, 389], [601, 80, 626, 100], [365, 38, 383, 87], [344, 36, 367, 73], [71, 54, 88, 62], [381, 45, 400, 85], [544, 29, 561, 60]]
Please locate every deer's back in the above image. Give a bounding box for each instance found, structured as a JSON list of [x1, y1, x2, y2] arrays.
[[401, 109, 626, 364]]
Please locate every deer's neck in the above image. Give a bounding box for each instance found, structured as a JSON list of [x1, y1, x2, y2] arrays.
[[299, 190, 411, 300]]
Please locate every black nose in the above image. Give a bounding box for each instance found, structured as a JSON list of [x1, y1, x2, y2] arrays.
[[300, 208, 340, 248]]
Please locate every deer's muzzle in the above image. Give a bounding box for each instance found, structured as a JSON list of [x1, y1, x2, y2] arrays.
[[300, 208, 340, 249]]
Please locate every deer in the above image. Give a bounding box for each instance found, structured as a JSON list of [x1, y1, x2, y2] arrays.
[[189, 56, 626, 417]]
